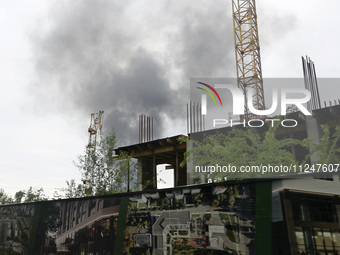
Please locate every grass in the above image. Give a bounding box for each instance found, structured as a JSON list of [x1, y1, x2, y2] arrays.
[[139, 202, 148, 208], [219, 213, 236, 243]]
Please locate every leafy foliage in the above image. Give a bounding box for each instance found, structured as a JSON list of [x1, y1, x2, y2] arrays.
[[0, 188, 12, 204], [70, 127, 139, 197], [182, 123, 308, 179], [306, 125, 340, 164], [0, 187, 46, 204], [14, 190, 26, 203], [62, 179, 85, 198], [24, 187, 46, 202]]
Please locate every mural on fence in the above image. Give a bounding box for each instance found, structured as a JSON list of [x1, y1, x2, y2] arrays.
[[0, 183, 256, 255]]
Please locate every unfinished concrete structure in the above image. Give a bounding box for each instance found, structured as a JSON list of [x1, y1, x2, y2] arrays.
[[115, 135, 187, 190], [115, 104, 340, 189]]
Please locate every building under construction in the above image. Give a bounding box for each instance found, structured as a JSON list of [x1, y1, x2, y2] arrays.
[[54, 0, 340, 254], [114, 0, 340, 190], [115, 103, 340, 190]]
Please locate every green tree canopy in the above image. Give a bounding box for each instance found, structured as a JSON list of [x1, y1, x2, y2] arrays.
[[0, 188, 12, 204], [307, 125, 340, 164], [24, 187, 46, 202], [182, 123, 308, 180], [67, 127, 138, 197], [0, 187, 46, 204]]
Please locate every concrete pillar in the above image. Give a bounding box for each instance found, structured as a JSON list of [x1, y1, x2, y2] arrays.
[[137, 160, 143, 191], [175, 150, 179, 187], [186, 140, 194, 185], [305, 116, 322, 164], [153, 154, 156, 189]]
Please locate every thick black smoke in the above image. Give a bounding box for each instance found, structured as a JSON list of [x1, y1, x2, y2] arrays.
[[29, 0, 294, 146]]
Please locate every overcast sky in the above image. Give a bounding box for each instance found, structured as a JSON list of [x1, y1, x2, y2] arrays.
[[1, 0, 340, 197]]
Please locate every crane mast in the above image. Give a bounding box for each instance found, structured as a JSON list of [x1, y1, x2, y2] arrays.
[[82, 110, 104, 195], [232, 0, 265, 121], [86, 110, 104, 150]]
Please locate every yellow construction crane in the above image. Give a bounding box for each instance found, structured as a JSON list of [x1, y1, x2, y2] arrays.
[[86, 110, 104, 149], [232, 0, 265, 121], [84, 110, 104, 195]]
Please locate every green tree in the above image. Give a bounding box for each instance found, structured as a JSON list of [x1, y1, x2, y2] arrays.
[[193, 193, 203, 207], [211, 199, 220, 207], [161, 197, 170, 210], [71, 127, 139, 196], [182, 124, 306, 179], [62, 179, 85, 198], [24, 187, 46, 202], [0, 188, 12, 204], [307, 125, 340, 164], [0, 187, 46, 204], [14, 190, 26, 203]]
